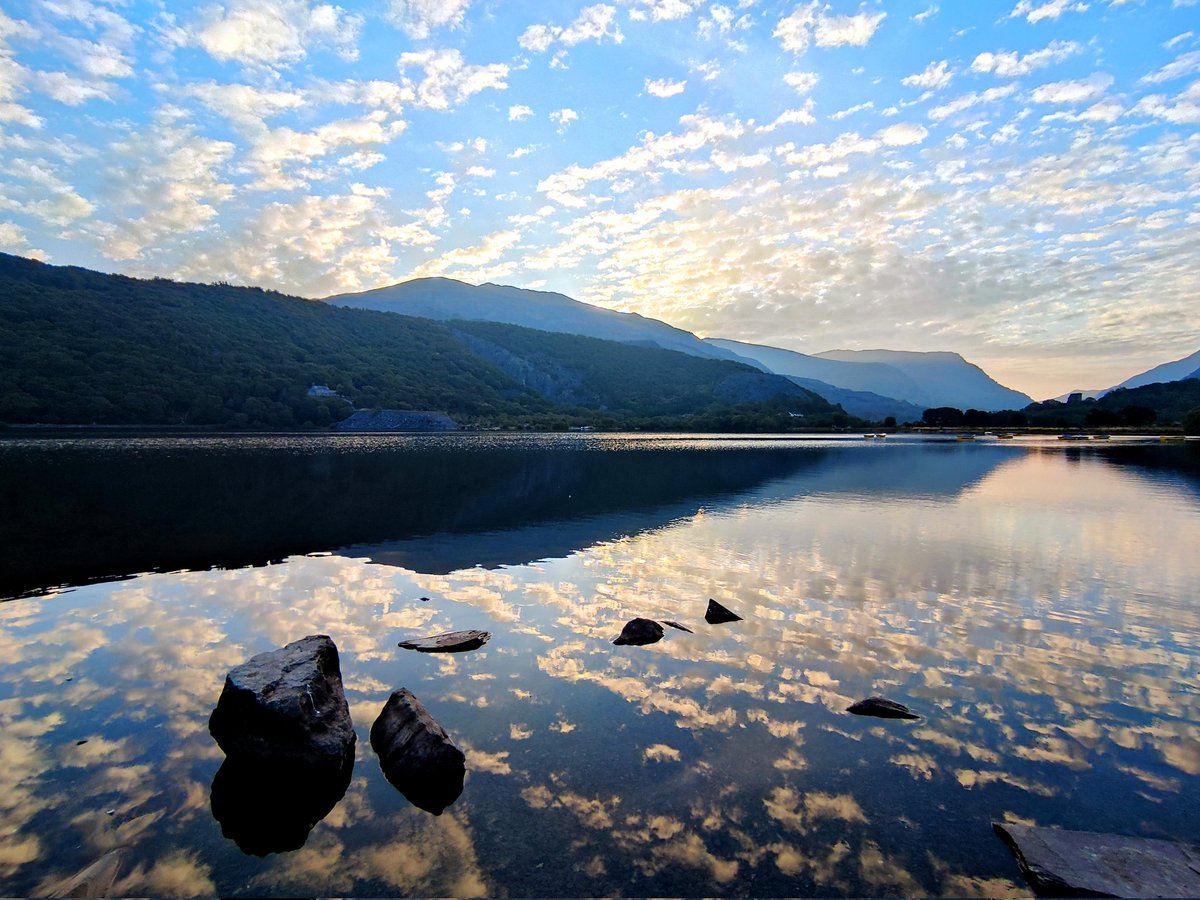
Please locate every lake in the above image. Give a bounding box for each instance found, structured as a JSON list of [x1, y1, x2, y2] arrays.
[[0, 433, 1197, 897]]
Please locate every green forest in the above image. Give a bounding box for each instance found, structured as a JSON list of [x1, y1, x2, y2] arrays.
[[0, 253, 852, 431]]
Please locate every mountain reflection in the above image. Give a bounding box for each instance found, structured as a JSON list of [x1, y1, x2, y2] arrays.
[[1, 435, 1028, 597], [0, 438, 1196, 897]]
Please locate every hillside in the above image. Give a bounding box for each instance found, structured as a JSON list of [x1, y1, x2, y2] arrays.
[[1023, 377, 1200, 428], [0, 254, 848, 430], [708, 338, 933, 415], [813, 349, 1032, 411], [1104, 348, 1200, 394], [327, 277, 740, 361]]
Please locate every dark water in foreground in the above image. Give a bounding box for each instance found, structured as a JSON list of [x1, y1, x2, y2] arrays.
[[0, 433, 1197, 897]]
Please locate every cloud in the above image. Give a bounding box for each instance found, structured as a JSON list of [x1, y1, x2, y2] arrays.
[[755, 103, 815, 133], [928, 83, 1018, 120], [1031, 72, 1113, 103], [31, 70, 117, 105], [385, 0, 471, 39], [878, 122, 929, 146], [645, 77, 686, 98], [774, 3, 886, 54], [902, 60, 953, 90], [784, 71, 819, 94], [1140, 50, 1200, 84], [1009, 0, 1090, 22], [550, 107, 578, 130], [398, 48, 508, 110], [627, 0, 703, 21], [170, 0, 363, 68], [913, 4, 939, 23], [972, 40, 1082, 77], [519, 5, 623, 54], [508, 104, 533, 120]]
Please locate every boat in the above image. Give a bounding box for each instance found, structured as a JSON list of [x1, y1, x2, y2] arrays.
[[956, 434, 976, 441], [1058, 434, 1088, 441], [1160, 435, 1185, 442], [996, 433, 1016, 440], [1091, 434, 1111, 441]]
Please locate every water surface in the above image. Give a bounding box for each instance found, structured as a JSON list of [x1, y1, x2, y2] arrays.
[[0, 434, 1197, 897]]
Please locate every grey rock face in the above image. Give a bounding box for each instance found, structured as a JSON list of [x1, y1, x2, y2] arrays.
[[994, 823, 1200, 898], [209, 635, 356, 773], [371, 688, 465, 815], [704, 599, 742, 625], [846, 697, 920, 720], [613, 618, 664, 646]]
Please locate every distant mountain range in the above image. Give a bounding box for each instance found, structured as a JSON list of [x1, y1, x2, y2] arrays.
[[1055, 348, 1200, 402], [332, 280, 1032, 414]]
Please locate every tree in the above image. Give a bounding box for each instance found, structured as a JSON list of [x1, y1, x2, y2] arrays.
[[1184, 407, 1200, 436], [922, 407, 965, 428]]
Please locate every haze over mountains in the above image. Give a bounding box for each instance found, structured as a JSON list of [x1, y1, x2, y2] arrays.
[[331, 279, 1034, 414]]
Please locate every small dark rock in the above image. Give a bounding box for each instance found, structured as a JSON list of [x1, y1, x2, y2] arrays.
[[75, 739, 88, 745], [705, 599, 742, 624], [662, 620, 694, 634], [846, 697, 920, 720], [371, 688, 465, 815], [419, 596, 430, 602], [209, 635, 356, 774], [613, 618, 664, 646]]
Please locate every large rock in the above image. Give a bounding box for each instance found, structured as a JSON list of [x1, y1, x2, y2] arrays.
[[371, 689, 465, 815], [994, 823, 1200, 898], [209, 635, 356, 774], [613, 618, 664, 646], [398, 629, 491, 653]]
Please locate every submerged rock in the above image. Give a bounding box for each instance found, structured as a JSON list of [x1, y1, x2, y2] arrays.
[[371, 688, 465, 815], [209, 634, 356, 774], [662, 620, 694, 634], [846, 697, 921, 720], [613, 618, 664, 646], [398, 629, 491, 653], [47, 848, 124, 898], [994, 823, 1200, 898], [704, 599, 743, 625]]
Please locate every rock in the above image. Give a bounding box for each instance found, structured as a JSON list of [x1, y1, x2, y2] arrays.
[[397, 629, 491, 653], [371, 689, 465, 815], [846, 697, 921, 720], [47, 849, 123, 898], [705, 599, 742, 624], [209, 635, 356, 774], [662, 620, 694, 634], [613, 618, 664, 646], [210, 753, 353, 856], [994, 823, 1200, 898]]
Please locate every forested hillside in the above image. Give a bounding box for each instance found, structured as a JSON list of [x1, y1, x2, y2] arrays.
[[0, 254, 849, 430]]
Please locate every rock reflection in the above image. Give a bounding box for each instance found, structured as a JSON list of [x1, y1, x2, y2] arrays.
[[209, 755, 354, 856]]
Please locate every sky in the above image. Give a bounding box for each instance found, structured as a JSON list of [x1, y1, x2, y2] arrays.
[[0, 0, 1198, 398]]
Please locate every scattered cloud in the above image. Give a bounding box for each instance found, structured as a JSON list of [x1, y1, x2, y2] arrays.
[[1031, 72, 1113, 103], [398, 48, 508, 110], [645, 77, 686, 97], [775, 3, 886, 54], [972, 40, 1082, 77], [902, 60, 953, 91], [1009, 0, 1090, 23], [385, 0, 472, 39], [519, 4, 623, 54]]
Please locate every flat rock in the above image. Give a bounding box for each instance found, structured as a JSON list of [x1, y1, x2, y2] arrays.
[[371, 688, 465, 815], [705, 599, 742, 624], [209, 634, 356, 773], [613, 618, 664, 646], [398, 629, 490, 653], [662, 620, 694, 634], [846, 697, 921, 720], [994, 823, 1200, 898]]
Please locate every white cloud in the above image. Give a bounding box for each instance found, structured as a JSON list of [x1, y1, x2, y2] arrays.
[[32, 70, 117, 105], [878, 122, 929, 146], [1009, 0, 1090, 22], [626, 0, 703, 21], [831, 101, 873, 121], [550, 107, 579, 130], [972, 40, 1082, 77], [775, 3, 885, 54], [929, 83, 1018, 120], [398, 48, 508, 110], [385, 0, 471, 39], [913, 5, 939, 23], [1031, 72, 1113, 103], [902, 60, 953, 90], [755, 103, 815, 133], [0, 221, 46, 259], [645, 77, 686, 98], [1140, 50, 1200, 84], [784, 71, 819, 94], [172, 0, 363, 68], [1, 157, 94, 224], [519, 5, 623, 54], [508, 104, 533, 120]]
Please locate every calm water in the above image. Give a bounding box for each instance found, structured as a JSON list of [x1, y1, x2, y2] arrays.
[[0, 433, 1198, 897]]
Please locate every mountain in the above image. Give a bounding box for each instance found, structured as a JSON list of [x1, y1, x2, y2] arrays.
[[1103, 348, 1200, 394], [326, 277, 740, 361], [1025, 377, 1200, 428], [813, 349, 1032, 411], [0, 253, 846, 430], [707, 338, 934, 407]]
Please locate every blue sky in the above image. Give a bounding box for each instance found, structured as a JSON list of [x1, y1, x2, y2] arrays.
[[1, 0, 1198, 397]]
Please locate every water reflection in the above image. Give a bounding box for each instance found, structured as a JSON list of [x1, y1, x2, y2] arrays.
[[0, 437, 1195, 897]]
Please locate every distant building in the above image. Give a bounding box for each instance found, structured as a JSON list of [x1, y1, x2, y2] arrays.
[[307, 384, 341, 398], [1067, 392, 1084, 404]]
